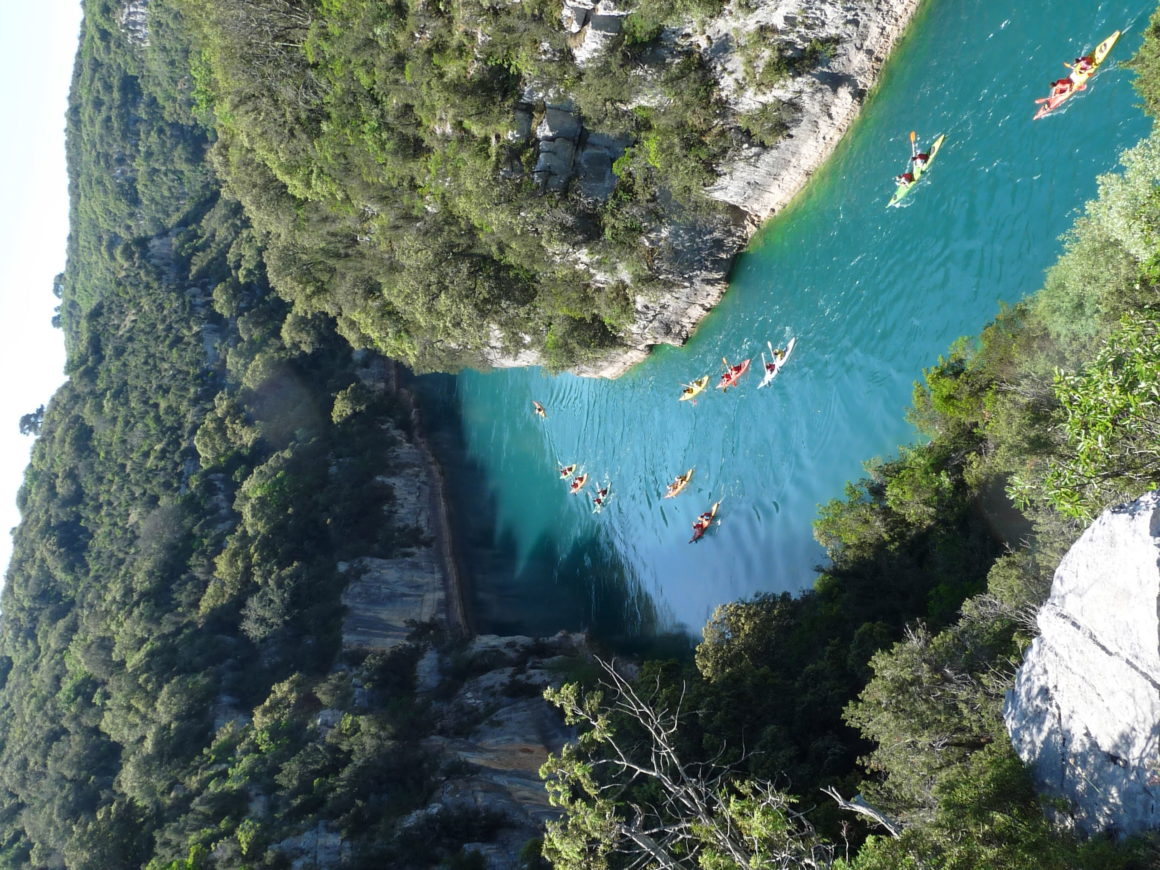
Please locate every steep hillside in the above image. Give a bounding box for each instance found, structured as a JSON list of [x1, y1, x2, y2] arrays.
[[1, 2, 579, 866], [185, 0, 923, 374]]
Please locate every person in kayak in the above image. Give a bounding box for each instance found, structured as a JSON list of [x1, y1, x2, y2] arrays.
[[592, 487, 610, 509], [764, 346, 787, 375], [559, 464, 576, 479], [911, 149, 930, 170], [718, 359, 747, 390], [1068, 55, 1095, 77], [533, 401, 547, 418], [895, 170, 915, 188], [689, 511, 714, 543], [665, 471, 691, 498], [1050, 78, 1074, 98]]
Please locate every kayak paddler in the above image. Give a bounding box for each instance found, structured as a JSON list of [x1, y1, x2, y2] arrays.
[[718, 358, 748, 390], [1067, 55, 1095, 77], [764, 346, 787, 375], [689, 511, 714, 543]]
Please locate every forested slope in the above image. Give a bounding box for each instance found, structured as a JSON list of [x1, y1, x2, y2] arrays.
[[1, 3, 519, 866], [182, 0, 839, 372]]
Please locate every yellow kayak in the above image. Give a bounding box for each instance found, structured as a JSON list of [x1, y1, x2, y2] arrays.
[[679, 376, 709, 402], [664, 469, 694, 499], [1034, 30, 1120, 120]]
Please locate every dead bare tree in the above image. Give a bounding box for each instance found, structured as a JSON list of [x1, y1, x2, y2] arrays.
[[541, 657, 835, 869]]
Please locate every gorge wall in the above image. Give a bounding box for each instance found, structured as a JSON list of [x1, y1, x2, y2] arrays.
[[1004, 491, 1160, 838], [496, 0, 927, 377]]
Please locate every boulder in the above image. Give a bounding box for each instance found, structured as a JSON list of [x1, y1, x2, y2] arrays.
[[576, 132, 629, 200], [1004, 491, 1160, 837], [536, 104, 582, 141], [533, 137, 577, 191]]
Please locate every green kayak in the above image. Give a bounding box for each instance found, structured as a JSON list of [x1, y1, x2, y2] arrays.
[[887, 133, 946, 207]]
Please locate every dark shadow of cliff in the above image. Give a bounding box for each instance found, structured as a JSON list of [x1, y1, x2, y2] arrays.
[[408, 372, 684, 654]]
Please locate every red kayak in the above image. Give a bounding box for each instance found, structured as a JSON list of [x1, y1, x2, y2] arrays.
[[689, 501, 720, 543], [716, 358, 751, 391]]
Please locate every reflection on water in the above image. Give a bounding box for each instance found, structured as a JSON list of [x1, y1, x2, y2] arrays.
[[417, 0, 1153, 639]]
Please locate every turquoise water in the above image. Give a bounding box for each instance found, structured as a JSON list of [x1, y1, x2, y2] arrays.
[[424, 0, 1155, 637]]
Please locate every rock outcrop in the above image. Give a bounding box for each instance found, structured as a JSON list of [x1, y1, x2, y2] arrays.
[[331, 369, 584, 868], [485, 0, 924, 377], [339, 420, 449, 649], [414, 633, 586, 863], [1004, 491, 1160, 838]]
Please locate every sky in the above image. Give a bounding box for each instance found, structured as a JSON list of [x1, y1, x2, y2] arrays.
[[0, 1, 83, 576]]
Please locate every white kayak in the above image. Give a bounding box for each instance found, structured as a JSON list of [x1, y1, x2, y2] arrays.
[[758, 337, 796, 388]]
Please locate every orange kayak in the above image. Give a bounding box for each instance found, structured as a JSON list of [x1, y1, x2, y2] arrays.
[[689, 501, 720, 543], [664, 469, 694, 499], [717, 358, 751, 391]]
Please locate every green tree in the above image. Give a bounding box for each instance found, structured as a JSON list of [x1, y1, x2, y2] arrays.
[[1019, 313, 1160, 518]]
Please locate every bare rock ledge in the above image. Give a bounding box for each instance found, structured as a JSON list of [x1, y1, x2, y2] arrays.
[[1004, 490, 1160, 838]]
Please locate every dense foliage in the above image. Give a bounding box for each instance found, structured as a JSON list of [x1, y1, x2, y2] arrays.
[[0, 2, 517, 867], [181, 0, 832, 371], [541, 6, 1160, 868]]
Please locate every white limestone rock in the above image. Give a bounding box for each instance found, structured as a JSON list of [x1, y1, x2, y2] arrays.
[[1004, 491, 1160, 838], [481, 0, 925, 377]]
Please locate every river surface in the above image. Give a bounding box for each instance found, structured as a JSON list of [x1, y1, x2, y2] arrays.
[[418, 0, 1155, 639]]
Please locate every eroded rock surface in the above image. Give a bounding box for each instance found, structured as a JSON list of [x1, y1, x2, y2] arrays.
[[487, 0, 924, 377], [340, 420, 446, 649], [1004, 491, 1160, 838]]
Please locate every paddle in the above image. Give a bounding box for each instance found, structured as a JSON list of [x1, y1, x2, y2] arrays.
[[909, 129, 917, 160]]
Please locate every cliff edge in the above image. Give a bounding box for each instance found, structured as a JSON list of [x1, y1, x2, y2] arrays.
[[1004, 491, 1160, 838], [536, 0, 927, 377]]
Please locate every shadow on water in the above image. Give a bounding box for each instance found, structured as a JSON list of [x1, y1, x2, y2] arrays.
[[411, 372, 679, 649]]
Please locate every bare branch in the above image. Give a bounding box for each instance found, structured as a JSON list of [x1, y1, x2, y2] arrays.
[[821, 786, 902, 838]]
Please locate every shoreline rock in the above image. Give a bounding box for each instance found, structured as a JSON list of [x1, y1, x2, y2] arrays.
[[588, 0, 924, 378], [494, 0, 927, 378]]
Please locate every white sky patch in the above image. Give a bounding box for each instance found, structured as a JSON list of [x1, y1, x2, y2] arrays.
[[0, 2, 83, 577]]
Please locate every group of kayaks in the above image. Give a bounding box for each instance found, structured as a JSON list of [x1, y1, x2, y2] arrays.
[[680, 337, 797, 402], [555, 461, 611, 512], [888, 30, 1120, 207], [1034, 30, 1121, 121], [533, 334, 798, 541], [524, 31, 1123, 542]]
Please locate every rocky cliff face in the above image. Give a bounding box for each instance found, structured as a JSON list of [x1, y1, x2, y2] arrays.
[[1004, 491, 1160, 838], [324, 370, 584, 869], [486, 0, 924, 377]]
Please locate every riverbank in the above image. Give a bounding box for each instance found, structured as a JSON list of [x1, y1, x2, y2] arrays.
[[573, 0, 929, 378], [338, 361, 472, 650], [389, 362, 472, 638]]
